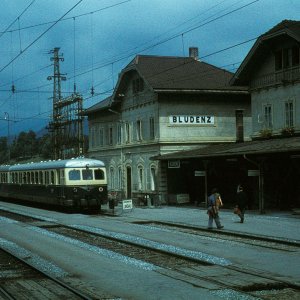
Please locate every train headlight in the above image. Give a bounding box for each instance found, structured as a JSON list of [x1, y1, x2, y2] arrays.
[[99, 187, 103, 192]]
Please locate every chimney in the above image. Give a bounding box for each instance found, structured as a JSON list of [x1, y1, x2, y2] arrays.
[[189, 47, 199, 60]]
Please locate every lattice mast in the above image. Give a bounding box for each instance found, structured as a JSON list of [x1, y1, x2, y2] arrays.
[[47, 47, 84, 159], [47, 47, 66, 159]]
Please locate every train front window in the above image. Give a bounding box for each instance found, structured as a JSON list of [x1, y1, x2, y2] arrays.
[[82, 169, 93, 180], [94, 169, 105, 180], [69, 170, 81, 181]]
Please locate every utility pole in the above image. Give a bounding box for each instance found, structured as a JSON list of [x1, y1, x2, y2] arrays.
[[47, 47, 66, 160], [47, 47, 84, 160]]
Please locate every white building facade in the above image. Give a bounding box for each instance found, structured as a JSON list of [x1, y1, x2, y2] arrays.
[[85, 54, 251, 204]]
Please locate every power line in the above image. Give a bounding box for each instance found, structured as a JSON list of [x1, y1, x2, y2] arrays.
[[0, 0, 84, 73], [0, 0, 131, 35], [0, 0, 36, 39], [67, 0, 261, 81]]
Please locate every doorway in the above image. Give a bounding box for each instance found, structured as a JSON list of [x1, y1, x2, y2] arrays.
[[126, 166, 132, 199]]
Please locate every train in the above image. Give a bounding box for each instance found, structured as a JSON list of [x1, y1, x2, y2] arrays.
[[0, 157, 108, 212]]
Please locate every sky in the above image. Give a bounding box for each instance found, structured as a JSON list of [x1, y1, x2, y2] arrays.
[[0, 0, 299, 137]]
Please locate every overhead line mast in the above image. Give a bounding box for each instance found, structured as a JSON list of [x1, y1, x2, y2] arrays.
[[47, 47, 84, 160]]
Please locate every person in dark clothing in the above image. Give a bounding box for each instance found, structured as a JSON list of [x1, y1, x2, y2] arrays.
[[207, 188, 224, 229], [235, 186, 248, 223]]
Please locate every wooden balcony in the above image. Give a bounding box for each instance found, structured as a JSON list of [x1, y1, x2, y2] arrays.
[[250, 66, 300, 90]]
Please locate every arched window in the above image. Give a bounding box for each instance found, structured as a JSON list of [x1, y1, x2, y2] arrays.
[[110, 167, 115, 189], [117, 167, 122, 190], [150, 166, 156, 191], [137, 165, 144, 191]]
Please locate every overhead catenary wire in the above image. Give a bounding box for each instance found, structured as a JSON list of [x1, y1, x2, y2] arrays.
[[0, 0, 36, 39], [0, 0, 132, 35], [3, 0, 260, 96], [65, 0, 261, 82], [0, 0, 84, 74], [0, 0, 266, 134]]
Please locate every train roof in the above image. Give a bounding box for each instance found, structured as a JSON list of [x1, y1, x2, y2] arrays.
[[0, 158, 105, 172]]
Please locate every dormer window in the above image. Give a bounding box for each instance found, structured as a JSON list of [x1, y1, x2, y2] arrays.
[[132, 78, 144, 94], [275, 46, 299, 71]]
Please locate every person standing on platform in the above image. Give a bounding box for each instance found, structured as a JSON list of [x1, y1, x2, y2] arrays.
[[207, 188, 224, 229], [235, 186, 248, 223]]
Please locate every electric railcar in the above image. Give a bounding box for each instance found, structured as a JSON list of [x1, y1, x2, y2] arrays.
[[0, 158, 108, 212]]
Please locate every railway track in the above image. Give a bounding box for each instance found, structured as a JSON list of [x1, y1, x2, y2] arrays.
[[0, 247, 95, 300], [131, 220, 300, 251], [1, 208, 300, 299]]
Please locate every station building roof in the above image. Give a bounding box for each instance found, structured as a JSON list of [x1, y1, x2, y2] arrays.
[[152, 137, 300, 160]]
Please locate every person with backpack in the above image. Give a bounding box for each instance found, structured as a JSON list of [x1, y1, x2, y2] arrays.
[[207, 188, 224, 229]]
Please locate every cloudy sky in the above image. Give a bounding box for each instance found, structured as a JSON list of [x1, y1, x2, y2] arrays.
[[0, 0, 299, 137]]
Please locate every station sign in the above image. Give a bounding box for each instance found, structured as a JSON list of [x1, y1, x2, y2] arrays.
[[248, 170, 260, 176], [195, 170, 206, 176], [169, 115, 214, 125], [168, 160, 180, 168], [122, 199, 133, 210]]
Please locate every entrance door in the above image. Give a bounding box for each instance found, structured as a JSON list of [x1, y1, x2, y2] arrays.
[[126, 166, 132, 199]]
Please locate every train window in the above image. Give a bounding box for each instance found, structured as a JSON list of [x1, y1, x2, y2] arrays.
[[45, 172, 49, 184], [60, 170, 65, 184], [69, 169, 80, 181], [94, 169, 104, 180], [39, 171, 43, 184], [82, 169, 93, 180], [51, 171, 55, 184], [30, 172, 34, 184], [23, 172, 27, 184]]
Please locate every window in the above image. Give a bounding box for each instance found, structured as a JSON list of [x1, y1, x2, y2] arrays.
[[275, 46, 299, 70], [264, 104, 272, 129], [132, 78, 144, 94], [90, 126, 95, 148], [82, 169, 93, 180], [125, 122, 131, 143], [136, 119, 142, 141], [235, 109, 244, 143], [45, 172, 50, 184], [94, 169, 105, 180], [117, 123, 122, 144], [138, 166, 144, 190], [94, 126, 104, 147], [275, 50, 282, 71], [117, 167, 122, 189], [51, 171, 55, 184], [99, 128, 104, 146], [39, 171, 43, 184], [285, 101, 294, 127], [60, 170, 65, 185], [35, 172, 39, 184], [30, 172, 34, 184], [149, 117, 155, 140], [69, 169, 81, 181], [108, 126, 113, 145], [150, 166, 156, 191], [110, 167, 115, 189]]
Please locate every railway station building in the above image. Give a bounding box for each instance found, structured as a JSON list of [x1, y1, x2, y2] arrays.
[[84, 20, 300, 212], [84, 48, 251, 205], [154, 20, 300, 212]]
